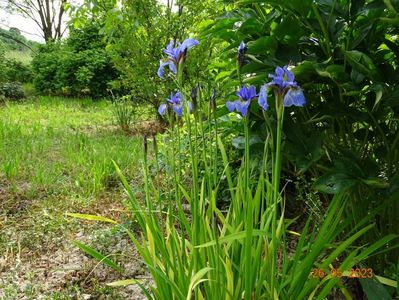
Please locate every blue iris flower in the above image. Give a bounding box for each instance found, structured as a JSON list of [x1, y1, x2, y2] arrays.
[[157, 38, 199, 78], [158, 92, 192, 117], [226, 66, 306, 116], [267, 66, 306, 107], [226, 85, 258, 116]]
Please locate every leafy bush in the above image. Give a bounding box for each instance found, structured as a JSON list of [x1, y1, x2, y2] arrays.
[[32, 24, 118, 98], [4, 59, 33, 83], [0, 82, 25, 100]]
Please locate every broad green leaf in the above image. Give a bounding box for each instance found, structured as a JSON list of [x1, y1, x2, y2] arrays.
[[360, 178, 389, 189], [359, 277, 392, 300], [344, 50, 380, 80], [247, 36, 277, 55], [215, 71, 232, 82], [315, 64, 349, 82], [273, 15, 304, 46], [232, 135, 262, 149], [313, 173, 357, 194]]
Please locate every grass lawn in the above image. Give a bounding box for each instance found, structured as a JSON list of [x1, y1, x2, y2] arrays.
[[0, 96, 150, 299]]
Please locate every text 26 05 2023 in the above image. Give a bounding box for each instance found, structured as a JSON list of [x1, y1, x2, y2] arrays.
[[310, 268, 374, 279]]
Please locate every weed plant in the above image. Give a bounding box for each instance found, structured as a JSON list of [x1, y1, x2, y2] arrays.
[[111, 94, 137, 132]]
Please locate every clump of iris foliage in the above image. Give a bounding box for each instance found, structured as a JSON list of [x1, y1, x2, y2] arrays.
[[71, 36, 398, 299]]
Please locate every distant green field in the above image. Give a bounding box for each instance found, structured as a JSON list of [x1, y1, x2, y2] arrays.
[[5, 50, 33, 64]]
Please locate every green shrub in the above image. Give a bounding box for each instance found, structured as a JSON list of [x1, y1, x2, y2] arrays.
[[0, 82, 25, 100], [4, 59, 33, 83], [31, 24, 118, 98]]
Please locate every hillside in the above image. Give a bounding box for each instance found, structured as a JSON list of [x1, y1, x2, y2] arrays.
[[0, 27, 39, 53]]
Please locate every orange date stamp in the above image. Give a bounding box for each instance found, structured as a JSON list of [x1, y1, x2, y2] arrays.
[[310, 268, 374, 279]]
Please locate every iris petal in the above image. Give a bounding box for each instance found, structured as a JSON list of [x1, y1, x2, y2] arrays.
[[169, 62, 177, 74], [237, 86, 257, 101], [283, 90, 294, 107], [275, 66, 284, 77], [167, 92, 181, 104], [258, 85, 268, 111], [157, 60, 170, 78], [284, 88, 306, 107], [226, 101, 236, 112], [180, 38, 199, 51], [284, 66, 295, 82], [163, 40, 175, 56], [238, 41, 246, 53], [248, 86, 257, 99], [172, 104, 183, 116], [291, 89, 306, 106], [158, 103, 167, 116], [235, 100, 251, 116], [159, 38, 199, 77]]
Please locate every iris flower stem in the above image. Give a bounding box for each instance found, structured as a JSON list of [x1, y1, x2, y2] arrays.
[[176, 60, 201, 288], [143, 136, 151, 210], [185, 103, 200, 275], [244, 118, 250, 201], [212, 99, 219, 188], [244, 117, 253, 299], [237, 62, 243, 86], [271, 93, 285, 295], [171, 116, 179, 224], [153, 135, 162, 211]]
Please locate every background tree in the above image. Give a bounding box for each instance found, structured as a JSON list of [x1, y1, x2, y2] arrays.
[[2, 0, 67, 41]]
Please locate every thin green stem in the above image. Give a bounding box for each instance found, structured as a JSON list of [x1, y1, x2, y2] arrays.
[[271, 93, 285, 296], [244, 117, 253, 299]]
